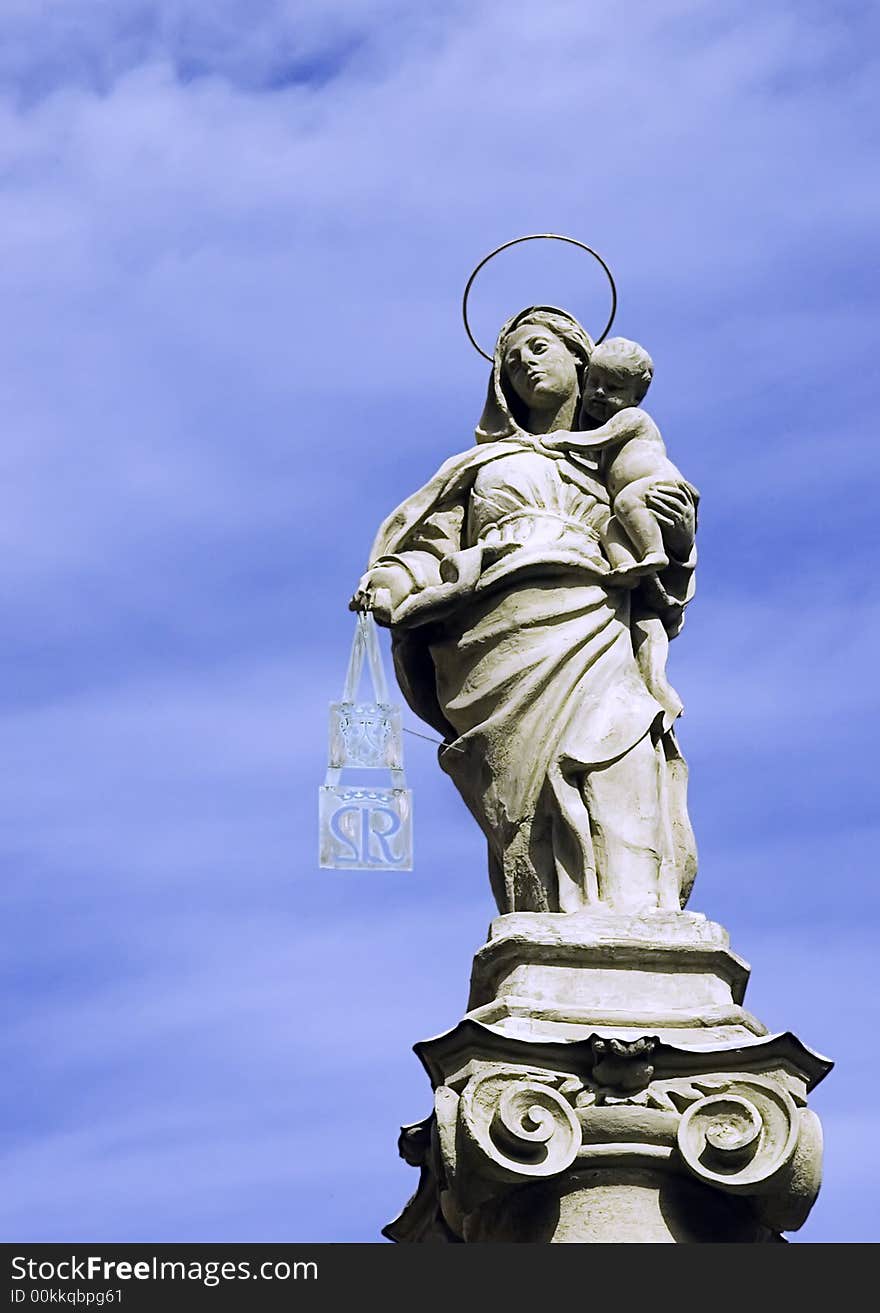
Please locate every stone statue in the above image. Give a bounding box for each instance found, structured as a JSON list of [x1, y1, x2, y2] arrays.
[[352, 306, 699, 916], [350, 253, 831, 1243]]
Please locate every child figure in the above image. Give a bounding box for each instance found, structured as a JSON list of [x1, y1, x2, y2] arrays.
[[557, 336, 685, 580], [542, 337, 695, 725]]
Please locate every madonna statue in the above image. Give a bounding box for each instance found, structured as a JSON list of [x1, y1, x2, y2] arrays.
[[351, 307, 699, 916]]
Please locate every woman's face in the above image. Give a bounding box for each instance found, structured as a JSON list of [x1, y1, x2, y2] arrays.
[[502, 323, 579, 412]]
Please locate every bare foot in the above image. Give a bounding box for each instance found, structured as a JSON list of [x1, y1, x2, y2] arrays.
[[634, 551, 669, 572], [606, 552, 669, 586]]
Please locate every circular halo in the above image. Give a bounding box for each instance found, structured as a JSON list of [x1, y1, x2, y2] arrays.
[[462, 233, 618, 362]]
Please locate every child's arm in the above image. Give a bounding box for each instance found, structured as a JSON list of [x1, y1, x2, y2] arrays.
[[541, 407, 650, 453]]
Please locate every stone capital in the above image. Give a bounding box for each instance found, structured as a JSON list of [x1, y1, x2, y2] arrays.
[[384, 912, 832, 1243]]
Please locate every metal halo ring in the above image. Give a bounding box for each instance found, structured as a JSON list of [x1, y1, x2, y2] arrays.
[[462, 233, 618, 362]]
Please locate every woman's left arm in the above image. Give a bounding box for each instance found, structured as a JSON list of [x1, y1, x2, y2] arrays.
[[645, 482, 698, 562], [644, 482, 699, 636]]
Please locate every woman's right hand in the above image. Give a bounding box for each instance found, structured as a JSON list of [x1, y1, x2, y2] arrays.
[[349, 571, 374, 612], [348, 568, 394, 621]]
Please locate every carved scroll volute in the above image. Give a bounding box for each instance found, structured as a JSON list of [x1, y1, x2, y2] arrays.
[[753, 1107, 824, 1233], [458, 1071, 581, 1184], [676, 1077, 798, 1190], [675, 1076, 823, 1230]]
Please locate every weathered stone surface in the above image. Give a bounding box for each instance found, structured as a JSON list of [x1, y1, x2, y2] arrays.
[[467, 909, 762, 1043], [353, 307, 698, 916], [385, 932, 831, 1243], [353, 292, 833, 1241]]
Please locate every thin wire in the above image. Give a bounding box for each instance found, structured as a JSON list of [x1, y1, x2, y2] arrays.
[[403, 726, 466, 754]]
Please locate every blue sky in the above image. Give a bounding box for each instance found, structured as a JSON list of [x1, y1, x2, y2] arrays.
[[1, 0, 878, 1242]]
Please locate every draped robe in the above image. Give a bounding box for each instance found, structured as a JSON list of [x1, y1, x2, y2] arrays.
[[367, 435, 697, 914]]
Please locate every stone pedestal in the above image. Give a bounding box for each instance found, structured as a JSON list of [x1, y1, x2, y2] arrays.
[[384, 910, 831, 1243]]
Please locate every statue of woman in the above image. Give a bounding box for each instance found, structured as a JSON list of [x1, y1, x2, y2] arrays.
[[351, 307, 699, 916]]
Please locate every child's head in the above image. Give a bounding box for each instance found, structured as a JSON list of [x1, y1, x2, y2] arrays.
[[580, 337, 654, 422]]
